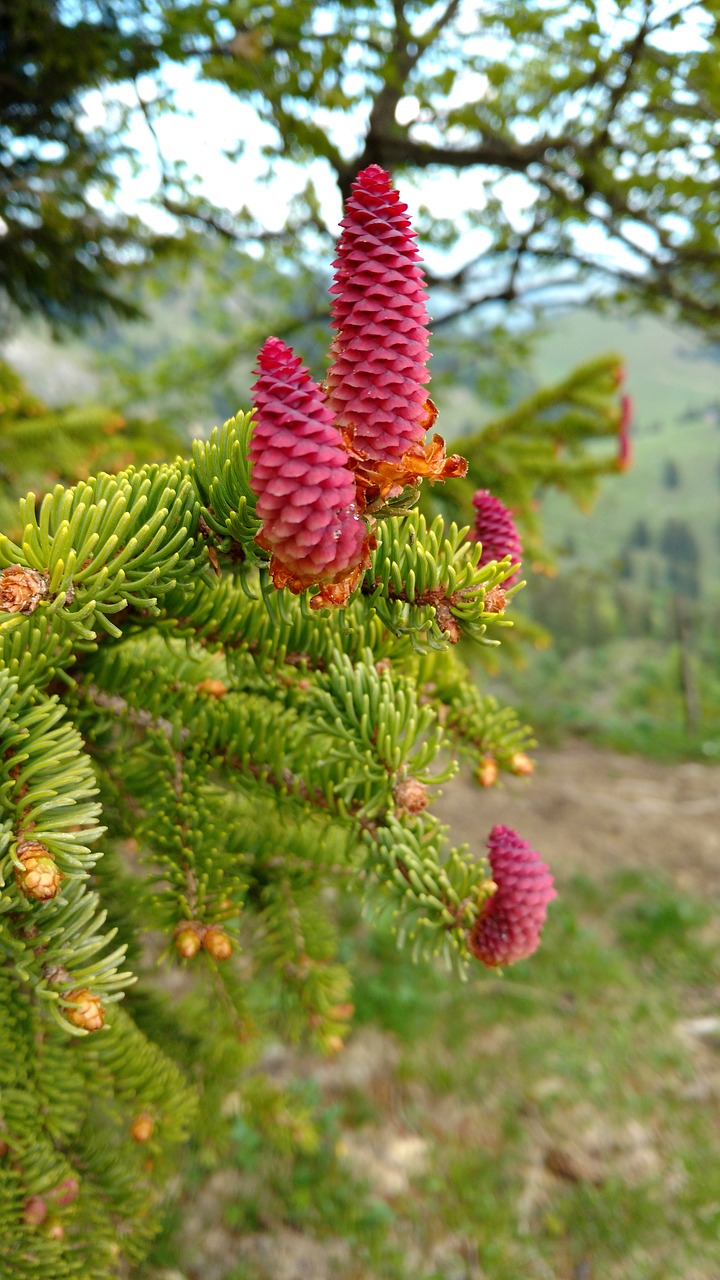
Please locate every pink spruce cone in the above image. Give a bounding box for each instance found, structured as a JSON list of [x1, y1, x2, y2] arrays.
[[468, 825, 556, 967], [471, 490, 523, 585], [617, 392, 633, 471], [325, 164, 432, 462], [250, 337, 368, 592]]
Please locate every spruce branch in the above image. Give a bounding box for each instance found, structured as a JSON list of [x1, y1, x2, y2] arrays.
[[0, 162, 568, 1273]]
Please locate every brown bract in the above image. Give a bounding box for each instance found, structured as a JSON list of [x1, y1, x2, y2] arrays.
[[264, 543, 373, 611], [483, 586, 507, 614], [196, 678, 228, 699], [0, 564, 48, 614], [23, 1196, 47, 1227], [510, 752, 535, 776], [344, 419, 468, 510]]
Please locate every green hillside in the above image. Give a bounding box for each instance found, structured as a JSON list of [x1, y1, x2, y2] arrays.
[[533, 312, 720, 600], [536, 310, 720, 425]]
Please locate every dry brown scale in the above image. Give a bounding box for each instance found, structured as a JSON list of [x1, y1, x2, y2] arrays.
[[0, 564, 49, 614], [394, 776, 429, 815]]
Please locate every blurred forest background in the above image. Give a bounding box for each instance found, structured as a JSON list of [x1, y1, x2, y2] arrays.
[[5, 0, 720, 763], [4, 3, 720, 1277]]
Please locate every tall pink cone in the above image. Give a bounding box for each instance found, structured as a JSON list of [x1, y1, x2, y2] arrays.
[[471, 490, 523, 585], [325, 165, 432, 463], [250, 337, 369, 598], [468, 825, 556, 967]]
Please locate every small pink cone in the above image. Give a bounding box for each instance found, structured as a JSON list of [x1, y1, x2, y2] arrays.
[[470, 490, 523, 585], [468, 825, 556, 967], [617, 393, 633, 471]]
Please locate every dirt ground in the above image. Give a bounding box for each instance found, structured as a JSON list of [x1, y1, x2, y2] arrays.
[[438, 739, 720, 896], [163, 742, 720, 1280]]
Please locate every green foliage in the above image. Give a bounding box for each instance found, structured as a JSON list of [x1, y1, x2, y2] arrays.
[[0, 403, 540, 1273], [0, 1, 167, 327], [8, 3, 720, 338], [496, 618, 720, 762], [0, 985, 196, 1278], [151, 1, 720, 334], [433, 352, 625, 566], [0, 361, 181, 535]]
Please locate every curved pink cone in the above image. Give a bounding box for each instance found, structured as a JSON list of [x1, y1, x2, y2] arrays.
[[250, 337, 368, 588], [468, 825, 556, 967], [325, 165, 431, 462], [471, 490, 523, 585]]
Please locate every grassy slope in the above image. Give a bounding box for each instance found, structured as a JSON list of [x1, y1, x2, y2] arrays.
[[143, 871, 720, 1280], [532, 312, 720, 596]]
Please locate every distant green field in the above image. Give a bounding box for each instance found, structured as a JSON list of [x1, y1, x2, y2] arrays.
[[535, 310, 720, 426], [441, 310, 720, 600], [534, 312, 720, 599]]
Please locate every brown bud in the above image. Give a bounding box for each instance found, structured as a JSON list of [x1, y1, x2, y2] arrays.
[[483, 586, 507, 614], [202, 926, 233, 961], [329, 1002, 355, 1021], [0, 564, 48, 615], [43, 964, 71, 986], [23, 1195, 47, 1226], [510, 752, 535, 777], [46, 1221, 65, 1241], [51, 1177, 79, 1206], [64, 988, 105, 1032], [196, 678, 228, 699], [394, 777, 428, 815], [434, 600, 460, 643], [476, 755, 499, 788], [15, 841, 62, 901], [130, 1113, 154, 1143], [174, 922, 203, 959]]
